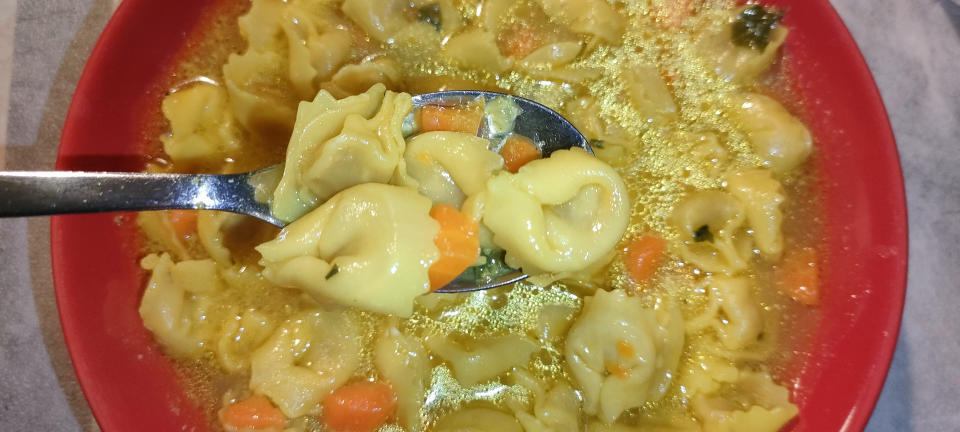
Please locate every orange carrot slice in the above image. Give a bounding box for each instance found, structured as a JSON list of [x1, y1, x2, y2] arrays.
[[218, 394, 286, 431], [428, 204, 480, 290], [322, 381, 397, 432], [167, 210, 197, 239], [777, 246, 820, 306], [623, 235, 666, 285], [499, 135, 541, 173], [419, 104, 483, 134]]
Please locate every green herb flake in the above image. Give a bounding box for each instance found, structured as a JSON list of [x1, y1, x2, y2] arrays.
[[693, 225, 714, 243], [418, 4, 443, 31], [589, 139, 606, 149], [325, 264, 340, 280], [731, 4, 783, 50]]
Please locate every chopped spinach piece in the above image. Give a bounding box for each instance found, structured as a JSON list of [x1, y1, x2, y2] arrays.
[[418, 4, 443, 31], [325, 264, 340, 279], [693, 225, 714, 243], [731, 4, 783, 50]]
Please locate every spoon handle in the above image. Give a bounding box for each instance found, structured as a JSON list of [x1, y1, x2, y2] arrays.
[[0, 171, 279, 225]]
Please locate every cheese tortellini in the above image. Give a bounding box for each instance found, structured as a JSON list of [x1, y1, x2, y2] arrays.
[[138, 254, 222, 358], [271, 84, 412, 222], [426, 334, 538, 386], [729, 93, 813, 175], [375, 323, 431, 431], [624, 64, 678, 122], [538, 0, 626, 43], [445, 29, 512, 73], [688, 276, 764, 351], [682, 361, 799, 432], [475, 148, 630, 274], [670, 171, 790, 274], [696, 7, 788, 84], [340, 0, 411, 43], [400, 131, 505, 207], [224, 0, 354, 136], [565, 289, 685, 423], [159, 83, 240, 168], [257, 183, 439, 317], [670, 190, 752, 274], [508, 369, 581, 432], [249, 309, 364, 417], [725, 169, 786, 260]]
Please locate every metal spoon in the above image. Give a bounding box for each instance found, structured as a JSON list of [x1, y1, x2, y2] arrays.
[[0, 91, 592, 292]]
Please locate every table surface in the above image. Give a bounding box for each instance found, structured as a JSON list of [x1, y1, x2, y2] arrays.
[[0, 0, 957, 431]]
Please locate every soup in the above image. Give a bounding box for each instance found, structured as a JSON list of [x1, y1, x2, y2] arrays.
[[135, 0, 820, 431]]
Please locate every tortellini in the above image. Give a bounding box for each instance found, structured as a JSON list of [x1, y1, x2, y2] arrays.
[[138, 254, 222, 358], [521, 41, 583, 67], [538, 0, 626, 43], [564, 95, 635, 150], [508, 369, 581, 432], [682, 361, 798, 432], [159, 83, 240, 167], [444, 29, 512, 73], [669, 190, 752, 274], [321, 57, 403, 98], [400, 131, 504, 207], [728, 93, 813, 175], [474, 148, 629, 274], [196, 211, 244, 266], [687, 276, 763, 350], [341, 0, 410, 43], [215, 309, 277, 374], [671, 170, 788, 273], [565, 289, 685, 423], [624, 64, 678, 122], [223, 49, 299, 137], [375, 323, 430, 431], [249, 309, 364, 417], [426, 334, 538, 386], [695, 7, 788, 84], [226, 0, 355, 136], [271, 84, 412, 222], [725, 169, 785, 260], [257, 183, 439, 317]]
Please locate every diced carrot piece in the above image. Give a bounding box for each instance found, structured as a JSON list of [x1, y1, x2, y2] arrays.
[[498, 23, 542, 59], [777, 247, 820, 306], [623, 235, 666, 285], [218, 394, 286, 431], [428, 204, 480, 290], [419, 104, 483, 134], [167, 210, 197, 239], [322, 381, 397, 432], [499, 135, 541, 173]]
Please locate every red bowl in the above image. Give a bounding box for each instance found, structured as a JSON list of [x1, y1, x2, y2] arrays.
[[51, 0, 908, 431]]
